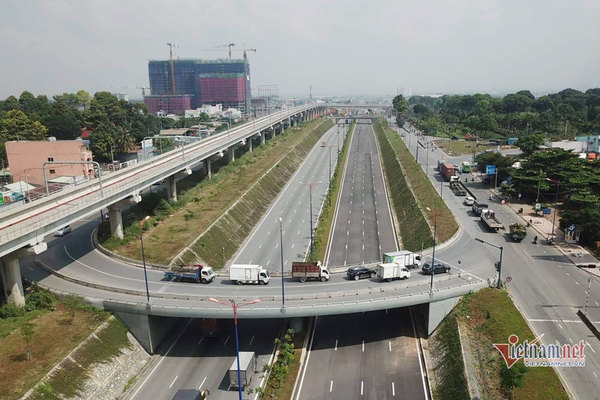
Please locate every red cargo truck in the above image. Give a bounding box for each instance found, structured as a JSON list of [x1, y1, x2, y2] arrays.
[[441, 162, 457, 181]]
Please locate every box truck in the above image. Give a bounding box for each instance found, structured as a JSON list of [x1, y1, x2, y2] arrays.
[[377, 263, 411, 282], [291, 261, 329, 282], [382, 250, 422, 269], [229, 264, 270, 285], [229, 352, 257, 389], [163, 264, 215, 284]]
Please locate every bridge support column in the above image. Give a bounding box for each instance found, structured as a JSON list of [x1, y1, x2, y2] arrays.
[[204, 159, 212, 180], [247, 137, 253, 153], [1, 244, 47, 306], [260, 132, 266, 145], [280, 122, 285, 134], [270, 126, 275, 138], [166, 175, 177, 202], [113, 309, 179, 354], [426, 296, 461, 335], [228, 146, 235, 163], [108, 197, 141, 239]]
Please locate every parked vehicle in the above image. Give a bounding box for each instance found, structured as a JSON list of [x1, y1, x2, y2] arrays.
[[377, 263, 410, 282], [200, 318, 222, 337], [54, 225, 71, 237], [481, 210, 503, 232], [229, 351, 258, 389], [163, 264, 215, 284], [347, 266, 376, 280], [382, 250, 422, 269], [441, 162, 457, 181], [422, 262, 451, 274], [229, 264, 270, 285], [509, 223, 527, 242], [461, 161, 472, 173], [472, 201, 489, 216], [464, 196, 475, 206], [292, 261, 329, 282]]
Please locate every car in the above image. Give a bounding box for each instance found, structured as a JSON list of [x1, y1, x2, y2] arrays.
[[54, 225, 71, 237], [464, 196, 475, 206], [347, 266, 376, 280], [421, 262, 451, 274]]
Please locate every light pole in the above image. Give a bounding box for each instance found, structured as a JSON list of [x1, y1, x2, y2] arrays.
[[138, 216, 151, 303], [475, 237, 504, 288], [208, 298, 261, 400], [426, 141, 429, 177], [546, 178, 560, 241], [425, 207, 438, 293], [300, 182, 321, 262], [278, 217, 285, 307], [222, 120, 231, 140]]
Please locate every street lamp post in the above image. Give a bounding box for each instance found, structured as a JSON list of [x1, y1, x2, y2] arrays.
[[222, 120, 231, 140], [426, 141, 429, 177], [475, 237, 504, 288], [278, 217, 285, 307], [208, 298, 261, 400], [546, 178, 560, 241], [425, 207, 438, 293], [138, 216, 151, 303]]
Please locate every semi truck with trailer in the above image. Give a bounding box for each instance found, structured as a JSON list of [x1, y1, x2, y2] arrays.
[[441, 162, 457, 181], [163, 265, 215, 284], [229, 264, 270, 285], [291, 261, 330, 282], [481, 210, 503, 232]]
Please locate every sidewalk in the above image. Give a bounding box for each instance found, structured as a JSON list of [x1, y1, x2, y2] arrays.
[[499, 196, 600, 268]]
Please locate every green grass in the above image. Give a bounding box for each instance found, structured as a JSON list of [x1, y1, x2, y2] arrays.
[[375, 119, 458, 246], [29, 318, 131, 400], [434, 139, 494, 157], [179, 119, 334, 268], [455, 289, 569, 400], [374, 120, 433, 251], [432, 314, 470, 400], [311, 122, 355, 263]]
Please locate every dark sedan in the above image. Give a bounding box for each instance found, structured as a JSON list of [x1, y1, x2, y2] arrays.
[[347, 266, 376, 280], [421, 262, 451, 274]]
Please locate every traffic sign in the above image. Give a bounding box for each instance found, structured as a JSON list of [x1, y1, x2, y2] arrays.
[[535, 203, 541, 211], [506, 276, 512, 283], [567, 224, 576, 232], [486, 165, 496, 175], [542, 208, 552, 215]]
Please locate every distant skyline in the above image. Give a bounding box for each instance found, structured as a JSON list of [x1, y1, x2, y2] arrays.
[[1, 0, 599, 100]]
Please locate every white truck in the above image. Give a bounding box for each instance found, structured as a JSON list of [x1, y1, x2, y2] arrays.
[[229, 264, 270, 285], [382, 250, 422, 269], [377, 263, 411, 282], [229, 351, 258, 389]]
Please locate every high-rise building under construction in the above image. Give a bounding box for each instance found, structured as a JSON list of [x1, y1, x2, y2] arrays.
[[145, 59, 251, 115]]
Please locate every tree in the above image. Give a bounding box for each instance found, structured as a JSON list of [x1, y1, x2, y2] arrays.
[[500, 363, 527, 396], [20, 322, 35, 361], [516, 133, 545, 155], [0, 109, 48, 164], [392, 95, 408, 114], [475, 151, 513, 183], [75, 90, 91, 110]]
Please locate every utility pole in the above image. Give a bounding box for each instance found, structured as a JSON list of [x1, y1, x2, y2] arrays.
[[300, 181, 321, 262]]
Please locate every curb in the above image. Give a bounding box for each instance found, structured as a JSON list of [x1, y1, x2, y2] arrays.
[[290, 316, 315, 399]]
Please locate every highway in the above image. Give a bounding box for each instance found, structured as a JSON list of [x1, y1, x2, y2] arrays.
[[394, 118, 600, 400], [232, 123, 346, 270], [296, 309, 427, 400], [326, 121, 397, 266]]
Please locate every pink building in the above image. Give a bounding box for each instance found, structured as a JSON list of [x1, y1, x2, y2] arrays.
[[199, 74, 246, 104], [6, 140, 93, 186], [144, 95, 194, 115]]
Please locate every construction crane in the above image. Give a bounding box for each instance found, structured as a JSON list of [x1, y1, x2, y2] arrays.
[[213, 43, 236, 59], [166, 42, 178, 94], [136, 86, 150, 97]]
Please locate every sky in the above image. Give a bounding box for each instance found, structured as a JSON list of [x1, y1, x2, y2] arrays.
[[1, 0, 599, 100]]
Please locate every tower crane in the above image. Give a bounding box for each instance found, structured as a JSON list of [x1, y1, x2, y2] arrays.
[[166, 42, 179, 94]]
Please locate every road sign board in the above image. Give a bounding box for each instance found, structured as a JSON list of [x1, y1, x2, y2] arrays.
[[486, 165, 496, 175], [543, 208, 552, 215], [535, 203, 541, 211], [506, 276, 512, 283], [568, 224, 576, 232]]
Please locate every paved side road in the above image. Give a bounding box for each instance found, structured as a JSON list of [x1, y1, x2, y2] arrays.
[[296, 309, 427, 400]]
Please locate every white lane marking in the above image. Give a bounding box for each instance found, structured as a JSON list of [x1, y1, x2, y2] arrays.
[[569, 338, 573, 344], [27, 266, 33, 271], [267, 231, 270, 235], [224, 335, 230, 346], [169, 376, 178, 388], [558, 324, 563, 329], [199, 376, 207, 389], [389, 341, 392, 352], [330, 380, 334, 393], [410, 307, 430, 400], [295, 316, 318, 400], [586, 342, 595, 353], [392, 382, 396, 396], [361, 381, 364, 396], [249, 335, 255, 346], [130, 319, 193, 399], [575, 281, 580, 286], [596, 301, 599, 306], [335, 339, 338, 351], [267, 259, 271, 265], [594, 372, 598, 378], [362, 340, 364, 352], [566, 272, 570, 276], [198, 336, 204, 345], [258, 244, 262, 249], [291, 243, 295, 249]]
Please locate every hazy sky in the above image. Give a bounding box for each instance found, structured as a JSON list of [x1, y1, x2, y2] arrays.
[[1, 0, 599, 99]]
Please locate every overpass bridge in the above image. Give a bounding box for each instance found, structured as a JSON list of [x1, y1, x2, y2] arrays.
[[0, 104, 324, 306]]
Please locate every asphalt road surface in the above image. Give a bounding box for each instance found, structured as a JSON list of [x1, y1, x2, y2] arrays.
[[233, 123, 347, 271], [296, 309, 427, 400], [393, 118, 600, 400], [127, 318, 283, 400], [326, 120, 397, 267]]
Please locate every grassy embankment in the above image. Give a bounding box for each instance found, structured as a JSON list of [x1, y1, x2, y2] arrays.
[[0, 290, 129, 400], [311, 122, 355, 263], [101, 119, 332, 266], [374, 119, 458, 250], [433, 139, 494, 157], [178, 119, 333, 268], [433, 288, 568, 400]]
